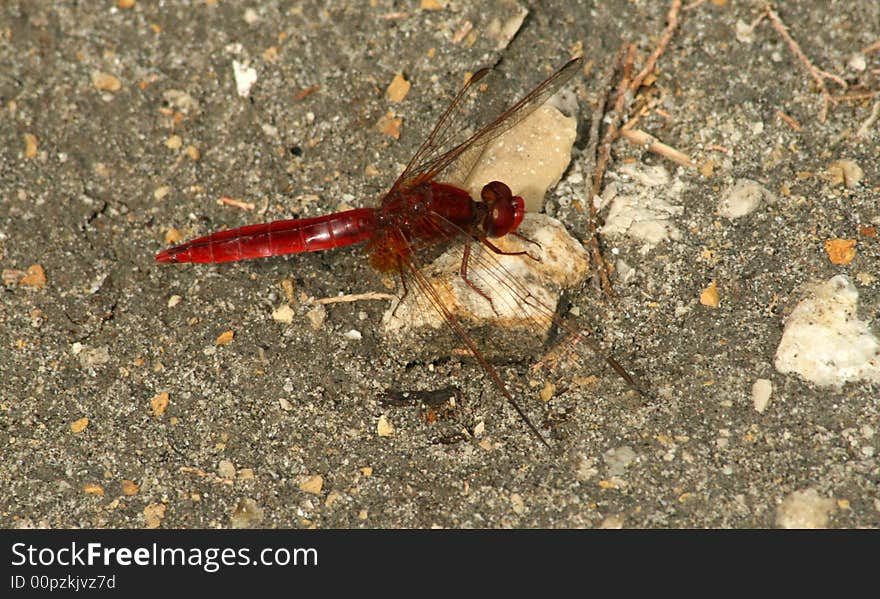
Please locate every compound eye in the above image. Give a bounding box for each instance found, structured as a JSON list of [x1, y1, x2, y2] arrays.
[[481, 181, 524, 237]]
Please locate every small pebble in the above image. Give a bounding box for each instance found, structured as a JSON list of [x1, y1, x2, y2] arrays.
[[603, 446, 636, 477], [826, 159, 863, 188], [233, 60, 257, 97], [825, 238, 856, 265], [538, 381, 556, 402], [775, 489, 836, 529], [272, 304, 294, 323], [143, 503, 166, 529], [70, 417, 89, 433], [218, 459, 235, 479], [216, 330, 235, 345], [24, 133, 38, 158], [19, 264, 47, 289], [718, 179, 774, 219], [752, 378, 772, 413], [83, 483, 105, 496], [700, 281, 720, 308], [510, 493, 525, 515], [299, 474, 323, 495], [377, 415, 395, 437], [230, 498, 264, 528], [386, 73, 411, 103], [306, 305, 326, 330], [243, 8, 259, 24], [150, 392, 169, 417], [92, 71, 122, 92]]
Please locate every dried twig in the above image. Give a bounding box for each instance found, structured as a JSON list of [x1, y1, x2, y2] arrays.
[[293, 85, 320, 101], [683, 0, 707, 10], [856, 101, 880, 139], [775, 109, 803, 131], [577, 46, 623, 300], [759, 6, 847, 123], [832, 91, 880, 102], [630, 0, 682, 92], [705, 144, 731, 154], [580, 0, 689, 297], [586, 44, 637, 298], [619, 128, 695, 167], [217, 197, 255, 210], [315, 292, 397, 305], [861, 40, 880, 55]]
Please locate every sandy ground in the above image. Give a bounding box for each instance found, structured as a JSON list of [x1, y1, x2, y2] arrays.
[[1, 0, 878, 529]]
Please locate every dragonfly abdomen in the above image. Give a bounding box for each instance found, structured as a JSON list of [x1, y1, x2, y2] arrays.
[[155, 208, 377, 263]]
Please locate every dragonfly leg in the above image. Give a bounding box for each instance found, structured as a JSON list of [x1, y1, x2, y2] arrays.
[[481, 234, 542, 263], [510, 231, 542, 261], [460, 241, 500, 316], [391, 268, 410, 318]]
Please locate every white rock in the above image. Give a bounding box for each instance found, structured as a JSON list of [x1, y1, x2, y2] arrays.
[[603, 445, 637, 477], [600, 164, 684, 252], [735, 20, 755, 44], [79, 346, 111, 367], [233, 60, 258, 97], [272, 303, 295, 324], [774, 275, 880, 386], [460, 105, 577, 212], [775, 489, 836, 529], [718, 178, 775, 219], [619, 163, 670, 187], [848, 52, 867, 72]]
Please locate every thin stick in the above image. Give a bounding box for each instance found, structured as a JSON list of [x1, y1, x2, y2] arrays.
[[217, 197, 255, 211], [315, 292, 397, 305], [856, 101, 880, 139], [620, 128, 696, 167], [832, 91, 880, 102], [630, 0, 682, 92], [583, 0, 688, 296], [775, 109, 803, 131], [861, 40, 880, 54], [705, 143, 731, 154], [762, 5, 847, 123], [589, 44, 637, 298]]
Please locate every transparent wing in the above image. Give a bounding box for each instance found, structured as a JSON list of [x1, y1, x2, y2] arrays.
[[390, 56, 584, 193]]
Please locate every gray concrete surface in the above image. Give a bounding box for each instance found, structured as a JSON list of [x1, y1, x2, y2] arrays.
[[1, 0, 878, 528]]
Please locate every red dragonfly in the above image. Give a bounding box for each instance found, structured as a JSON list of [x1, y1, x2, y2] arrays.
[[156, 55, 640, 447]]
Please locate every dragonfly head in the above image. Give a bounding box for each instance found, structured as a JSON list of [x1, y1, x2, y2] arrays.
[[481, 181, 525, 238]]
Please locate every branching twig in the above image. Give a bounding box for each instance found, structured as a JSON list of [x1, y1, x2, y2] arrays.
[[758, 5, 847, 123], [581, 0, 690, 297], [630, 0, 682, 92], [586, 44, 636, 298], [856, 101, 880, 140], [861, 40, 880, 55]]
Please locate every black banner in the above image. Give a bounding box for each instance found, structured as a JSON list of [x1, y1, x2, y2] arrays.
[[0, 529, 872, 593]]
